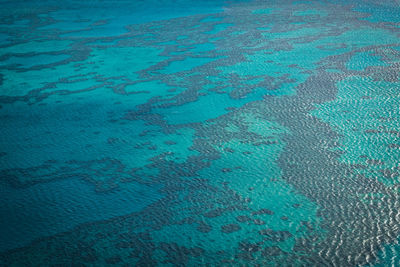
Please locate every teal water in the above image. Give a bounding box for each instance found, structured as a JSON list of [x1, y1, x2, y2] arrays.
[[0, 178, 162, 252], [1, 0, 400, 265]]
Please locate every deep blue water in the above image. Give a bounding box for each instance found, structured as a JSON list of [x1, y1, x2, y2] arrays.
[[1, 0, 400, 265]]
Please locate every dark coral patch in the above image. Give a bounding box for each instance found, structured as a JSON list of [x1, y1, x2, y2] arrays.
[[236, 215, 251, 222], [366, 159, 384, 165], [252, 208, 274, 216], [253, 219, 266, 225], [235, 242, 263, 261], [221, 168, 232, 173], [177, 217, 196, 225], [204, 208, 224, 218], [224, 147, 235, 153], [238, 241, 261, 252], [221, 223, 241, 233], [164, 140, 177, 145], [259, 229, 293, 242], [197, 222, 212, 233], [159, 242, 204, 265], [262, 246, 284, 257]]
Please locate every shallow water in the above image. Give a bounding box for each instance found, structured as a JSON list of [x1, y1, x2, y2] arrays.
[[0, 0, 400, 265]]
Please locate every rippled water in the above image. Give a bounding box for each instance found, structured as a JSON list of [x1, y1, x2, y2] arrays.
[[1, 0, 400, 265]]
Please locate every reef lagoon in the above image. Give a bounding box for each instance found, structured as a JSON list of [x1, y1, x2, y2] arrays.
[[1, 0, 400, 265]]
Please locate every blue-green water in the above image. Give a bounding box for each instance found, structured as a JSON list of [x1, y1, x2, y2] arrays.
[[0, 0, 400, 265]]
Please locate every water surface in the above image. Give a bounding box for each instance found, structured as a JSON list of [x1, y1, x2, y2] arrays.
[[1, 0, 400, 265]]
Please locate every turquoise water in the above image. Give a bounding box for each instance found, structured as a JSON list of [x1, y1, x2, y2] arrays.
[[1, 0, 400, 265]]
